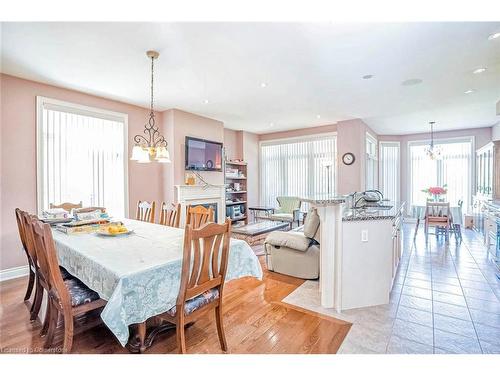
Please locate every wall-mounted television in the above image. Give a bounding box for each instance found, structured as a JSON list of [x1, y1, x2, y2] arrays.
[[185, 136, 223, 171]]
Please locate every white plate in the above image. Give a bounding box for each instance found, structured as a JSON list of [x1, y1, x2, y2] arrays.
[[95, 229, 134, 237]]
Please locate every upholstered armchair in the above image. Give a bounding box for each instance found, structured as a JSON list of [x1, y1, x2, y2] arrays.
[[264, 207, 320, 279], [269, 196, 302, 229]]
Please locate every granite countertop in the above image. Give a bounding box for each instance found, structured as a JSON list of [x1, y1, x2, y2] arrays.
[[342, 201, 406, 222]]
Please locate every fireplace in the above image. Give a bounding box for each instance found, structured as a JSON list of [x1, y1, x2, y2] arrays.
[[175, 184, 226, 225]]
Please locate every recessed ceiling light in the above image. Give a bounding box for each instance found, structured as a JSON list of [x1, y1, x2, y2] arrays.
[[402, 78, 423, 86], [488, 32, 500, 40], [473, 67, 487, 74], [362, 74, 374, 79], [260, 82, 267, 88], [203, 99, 209, 104], [464, 89, 475, 94], [269, 122, 275, 127], [316, 114, 321, 119]]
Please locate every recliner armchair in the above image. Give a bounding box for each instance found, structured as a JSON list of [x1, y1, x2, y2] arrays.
[[269, 196, 302, 229], [264, 207, 320, 279]]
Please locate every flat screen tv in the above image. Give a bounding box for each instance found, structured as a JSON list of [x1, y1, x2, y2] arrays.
[[185, 136, 223, 171]]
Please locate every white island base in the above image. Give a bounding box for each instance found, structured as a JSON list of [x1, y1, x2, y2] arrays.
[[306, 197, 403, 312]]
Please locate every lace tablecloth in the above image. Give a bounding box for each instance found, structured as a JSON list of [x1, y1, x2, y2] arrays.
[[52, 219, 263, 346]]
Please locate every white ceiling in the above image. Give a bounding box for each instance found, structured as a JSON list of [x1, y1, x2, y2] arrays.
[[1, 22, 500, 135]]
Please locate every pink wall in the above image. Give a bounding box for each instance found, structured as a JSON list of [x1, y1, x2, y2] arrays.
[[259, 123, 338, 141], [0, 74, 167, 270], [223, 128, 243, 160], [161, 109, 225, 203], [241, 132, 260, 206]]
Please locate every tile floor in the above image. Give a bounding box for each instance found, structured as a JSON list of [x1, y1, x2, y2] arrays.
[[283, 223, 500, 354]]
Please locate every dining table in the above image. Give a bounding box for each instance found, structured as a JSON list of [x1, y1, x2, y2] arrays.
[[51, 218, 263, 351], [411, 204, 463, 225]]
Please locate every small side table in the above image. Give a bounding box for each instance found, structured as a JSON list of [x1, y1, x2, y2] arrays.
[[248, 206, 275, 223]]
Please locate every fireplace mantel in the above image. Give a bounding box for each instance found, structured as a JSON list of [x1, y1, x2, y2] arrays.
[[175, 184, 226, 224]]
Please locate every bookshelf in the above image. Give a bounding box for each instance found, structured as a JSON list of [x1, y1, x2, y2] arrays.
[[225, 160, 248, 225]]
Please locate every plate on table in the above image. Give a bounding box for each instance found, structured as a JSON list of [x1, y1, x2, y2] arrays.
[[96, 228, 134, 237]]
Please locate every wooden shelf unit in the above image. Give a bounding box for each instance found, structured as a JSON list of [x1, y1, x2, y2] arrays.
[[225, 161, 248, 224]]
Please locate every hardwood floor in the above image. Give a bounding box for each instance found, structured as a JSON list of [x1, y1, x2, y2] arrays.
[[0, 258, 351, 354]]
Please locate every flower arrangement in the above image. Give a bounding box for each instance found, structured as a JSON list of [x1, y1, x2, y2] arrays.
[[421, 185, 447, 201]]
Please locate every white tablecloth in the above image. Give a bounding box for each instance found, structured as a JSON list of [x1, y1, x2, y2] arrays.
[[52, 219, 263, 346]]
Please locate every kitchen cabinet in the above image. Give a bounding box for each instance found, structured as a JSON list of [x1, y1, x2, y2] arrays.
[[476, 143, 494, 198]]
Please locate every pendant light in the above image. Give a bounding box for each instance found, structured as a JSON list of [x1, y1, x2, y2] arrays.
[[424, 121, 442, 160], [130, 50, 170, 163]]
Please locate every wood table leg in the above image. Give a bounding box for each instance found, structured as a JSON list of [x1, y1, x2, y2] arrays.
[[137, 322, 146, 353]]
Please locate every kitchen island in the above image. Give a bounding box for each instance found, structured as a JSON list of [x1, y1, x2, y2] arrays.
[[303, 196, 405, 312], [341, 202, 405, 310]]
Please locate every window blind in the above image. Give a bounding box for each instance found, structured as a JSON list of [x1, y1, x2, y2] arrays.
[[379, 142, 400, 201], [260, 136, 336, 208], [37, 98, 127, 217], [365, 134, 378, 190]]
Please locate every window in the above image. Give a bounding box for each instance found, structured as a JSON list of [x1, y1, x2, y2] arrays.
[[379, 142, 400, 201], [260, 135, 336, 207], [408, 139, 473, 210], [36, 97, 128, 217], [365, 133, 378, 190]]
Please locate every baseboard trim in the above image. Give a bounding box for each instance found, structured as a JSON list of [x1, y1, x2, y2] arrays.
[[0, 265, 29, 282]]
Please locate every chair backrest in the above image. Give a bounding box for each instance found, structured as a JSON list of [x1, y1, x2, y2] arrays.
[[177, 220, 231, 306], [426, 202, 450, 218], [159, 202, 181, 228], [49, 201, 83, 211], [19, 210, 38, 263], [26, 216, 71, 308], [15, 208, 29, 255], [74, 206, 107, 214], [136, 200, 156, 223], [276, 196, 301, 213], [186, 205, 214, 229]]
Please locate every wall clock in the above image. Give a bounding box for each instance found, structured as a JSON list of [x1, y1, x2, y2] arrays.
[[342, 152, 355, 165]]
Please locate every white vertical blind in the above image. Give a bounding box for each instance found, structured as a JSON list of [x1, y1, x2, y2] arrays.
[[409, 140, 472, 210], [379, 142, 400, 201], [260, 136, 336, 207], [37, 98, 127, 217], [365, 134, 378, 190]]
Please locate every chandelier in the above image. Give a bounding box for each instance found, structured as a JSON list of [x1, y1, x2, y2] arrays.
[[130, 51, 171, 163], [424, 121, 441, 160]]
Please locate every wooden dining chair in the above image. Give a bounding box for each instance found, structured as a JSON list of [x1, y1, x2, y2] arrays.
[[14, 208, 36, 303], [49, 201, 83, 212], [27, 216, 106, 353], [136, 200, 156, 223], [185, 205, 214, 229], [157, 219, 232, 353], [19, 211, 73, 324], [424, 202, 451, 242], [159, 202, 181, 228]]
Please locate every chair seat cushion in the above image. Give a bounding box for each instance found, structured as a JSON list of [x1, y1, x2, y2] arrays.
[[166, 288, 219, 317], [64, 278, 100, 307], [270, 213, 293, 222], [59, 266, 72, 280]]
